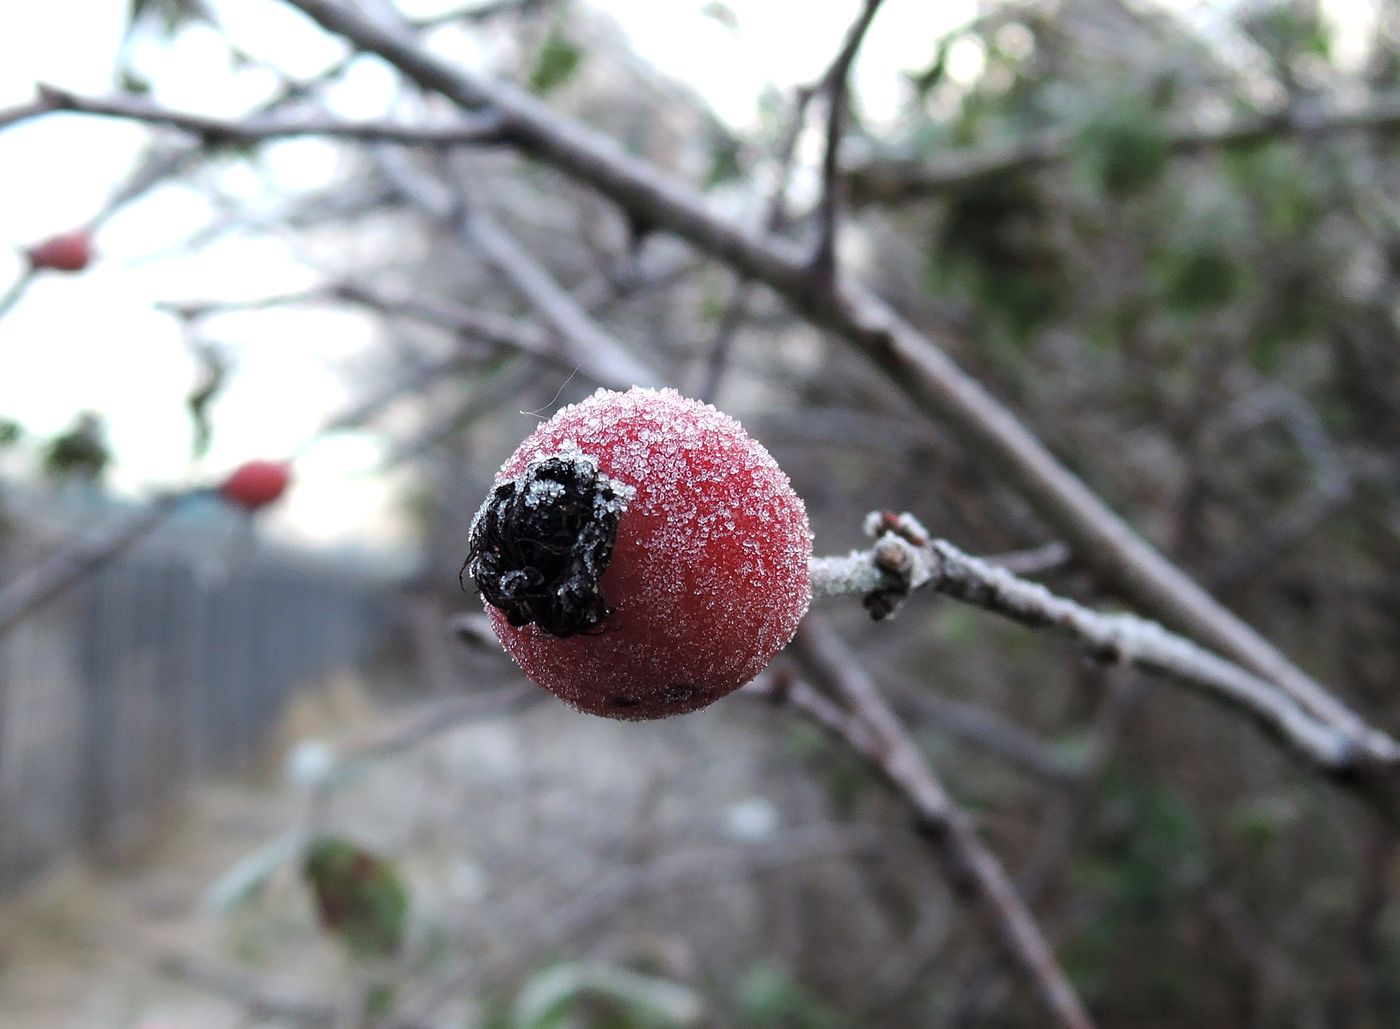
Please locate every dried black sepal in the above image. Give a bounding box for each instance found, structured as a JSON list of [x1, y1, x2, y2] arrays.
[[463, 452, 632, 638]]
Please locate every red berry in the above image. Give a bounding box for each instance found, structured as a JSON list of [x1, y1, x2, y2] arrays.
[[25, 230, 94, 273], [465, 387, 812, 720], [220, 460, 291, 511]]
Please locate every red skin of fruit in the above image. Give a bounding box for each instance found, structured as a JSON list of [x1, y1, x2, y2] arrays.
[[482, 387, 812, 720], [25, 231, 94, 273], [220, 460, 292, 511]]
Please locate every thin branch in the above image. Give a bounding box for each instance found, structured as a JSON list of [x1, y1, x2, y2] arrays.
[[0, 491, 192, 637], [807, 512, 1400, 801], [373, 148, 661, 390], [892, 691, 1082, 786], [277, 0, 1370, 759], [943, 671, 1153, 1027], [410, 0, 558, 29], [388, 824, 882, 1028], [696, 84, 813, 402], [26, 84, 508, 147], [292, 686, 541, 798], [847, 93, 1400, 204], [811, 0, 886, 275], [328, 282, 573, 371], [0, 94, 59, 131], [0, 268, 35, 322], [752, 619, 1094, 1029]]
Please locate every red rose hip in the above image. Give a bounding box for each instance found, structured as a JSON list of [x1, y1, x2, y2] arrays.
[[465, 387, 812, 720], [220, 460, 292, 511], [25, 230, 94, 273]]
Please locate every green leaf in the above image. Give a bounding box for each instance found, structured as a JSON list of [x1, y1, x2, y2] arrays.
[[41, 412, 110, 482], [907, 34, 954, 99], [704, 135, 744, 188], [529, 25, 585, 96], [185, 341, 227, 460], [1075, 101, 1170, 196], [737, 966, 853, 1029], [1157, 245, 1241, 314]]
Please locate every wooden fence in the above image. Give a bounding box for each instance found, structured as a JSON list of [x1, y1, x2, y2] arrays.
[[0, 494, 396, 891]]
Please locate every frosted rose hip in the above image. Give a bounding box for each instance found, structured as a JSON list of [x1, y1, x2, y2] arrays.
[[465, 387, 812, 720], [25, 230, 94, 273], [221, 460, 292, 511]]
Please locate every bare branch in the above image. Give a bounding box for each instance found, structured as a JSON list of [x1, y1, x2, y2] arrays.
[[0, 491, 191, 637], [893, 690, 1083, 786], [128, 934, 341, 1025], [0, 269, 35, 322], [411, 0, 558, 28], [27, 84, 507, 147], [750, 619, 1095, 1029], [0, 93, 58, 131], [807, 512, 1400, 793], [811, 0, 887, 275], [847, 94, 1400, 204], [695, 84, 813, 402], [291, 686, 541, 796], [277, 0, 1368, 756], [373, 149, 662, 390]]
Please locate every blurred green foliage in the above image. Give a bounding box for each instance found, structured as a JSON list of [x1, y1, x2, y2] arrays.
[[530, 23, 586, 96]]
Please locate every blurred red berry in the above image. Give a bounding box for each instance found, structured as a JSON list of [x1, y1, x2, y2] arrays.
[[220, 460, 291, 511], [25, 230, 94, 273], [465, 386, 812, 720]]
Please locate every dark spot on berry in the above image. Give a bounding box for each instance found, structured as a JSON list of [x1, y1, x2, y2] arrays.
[[463, 453, 631, 638], [662, 684, 695, 704], [607, 695, 642, 708]]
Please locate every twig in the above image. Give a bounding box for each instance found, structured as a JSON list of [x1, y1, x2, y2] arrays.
[[811, 0, 886, 276], [0, 94, 57, 131], [0, 491, 192, 637], [696, 84, 813, 402], [22, 84, 508, 148], [388, 824, 884, 1029], [276, 0, 1366, 759], [148, 947, 342, 1025], [328, 282, 575, 372], [755, 619, 1095, 1029], [942, 671, 1152, 1027], [293, 685, 541, 796], [411, 0, 557, 29], [891, 691, 1082, 786], [0, 269, 34, 322], [373, 148, 661, 390], [846, 93, 1400, 204], [808, 512, 1400, 803]]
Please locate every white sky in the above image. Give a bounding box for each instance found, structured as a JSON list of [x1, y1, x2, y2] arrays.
[[0, 0, 1379, 548]]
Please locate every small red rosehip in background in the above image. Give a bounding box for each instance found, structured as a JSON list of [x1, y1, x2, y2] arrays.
[[220, 460, 292, 511], [24, 230, 95, 273], [464, 386, 812, 720]]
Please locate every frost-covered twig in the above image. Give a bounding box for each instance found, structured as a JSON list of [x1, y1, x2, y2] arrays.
[[750, 620, 1095, 1029], [809, 512, 1400, 789]]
